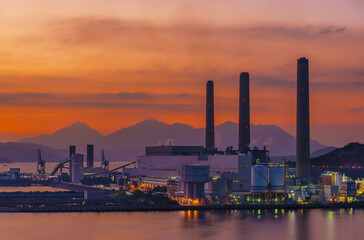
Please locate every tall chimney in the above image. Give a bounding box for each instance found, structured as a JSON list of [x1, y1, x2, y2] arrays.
[[87, 144, 94, 168], [69, 145, 76, 158], [296, 57, 310, 178], [239, 72, 250, 152], [205, 80, 215, 151]]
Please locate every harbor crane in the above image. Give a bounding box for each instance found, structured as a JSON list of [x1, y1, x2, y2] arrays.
[[37, 149, 46, 174], [101, 150, 109, 170]]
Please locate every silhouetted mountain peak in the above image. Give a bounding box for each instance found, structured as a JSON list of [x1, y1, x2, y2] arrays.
[[128, 119, 167, 129], [18, 122, 103, 149], [53, 122, 101, 136]]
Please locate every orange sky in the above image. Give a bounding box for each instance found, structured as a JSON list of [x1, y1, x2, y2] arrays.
[[0, 0, 363, 145]]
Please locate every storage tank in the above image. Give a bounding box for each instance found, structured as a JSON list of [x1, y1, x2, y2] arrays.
[[251, 165, 268, 192], [268, 166, 285, 192]]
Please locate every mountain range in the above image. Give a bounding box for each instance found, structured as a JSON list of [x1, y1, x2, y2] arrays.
[[12, 119, 328, 162]]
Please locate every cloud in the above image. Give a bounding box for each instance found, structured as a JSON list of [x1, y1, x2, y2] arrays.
[[312, 80, 364, 89], [350, 106, 364, 112], [251, 74, 364, 90], [252, 75, 295, 89], [317, 26, 346, 35], [0, 92, 199, 110], [45, 17, 348, 48]]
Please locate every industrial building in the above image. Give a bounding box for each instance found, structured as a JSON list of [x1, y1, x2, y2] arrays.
[[68, 147, 110, 184], [181, 165, 210, 199], [71, 154, 84, 183]]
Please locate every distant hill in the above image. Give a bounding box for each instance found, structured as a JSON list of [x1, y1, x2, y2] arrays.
[[0, 142, 67, 163], [0, 157, 12, 163], [311, 142, 364, 167], [15, 119, 327, 162], [310, 146, 337, 158], [19, 122, 103, 149], [265, 146, 336, 163]]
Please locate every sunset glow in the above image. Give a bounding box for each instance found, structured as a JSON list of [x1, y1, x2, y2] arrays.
[[0, 0, 363, 145]]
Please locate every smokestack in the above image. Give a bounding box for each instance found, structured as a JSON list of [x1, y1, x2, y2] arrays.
[[239, 72, 250, 152], [296, 57, 310, 178], [205, 80, 215, 151], [69, 145, 76, 176], [69, 146, 76, 158], [87, 144, 94, 168]]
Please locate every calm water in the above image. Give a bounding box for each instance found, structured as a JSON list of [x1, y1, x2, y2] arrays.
[[0, 209, 363, 240], [1, 163, 361, 240]]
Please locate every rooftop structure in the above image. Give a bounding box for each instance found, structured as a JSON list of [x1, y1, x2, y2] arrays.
[[145, 146, 204, 156]]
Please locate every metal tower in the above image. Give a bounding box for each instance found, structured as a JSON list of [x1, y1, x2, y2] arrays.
[[37, 149, 46, 174], [101, 150, 109, 170]]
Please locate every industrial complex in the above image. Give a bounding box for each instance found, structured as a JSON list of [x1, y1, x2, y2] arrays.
[[1, 57, 364, 210]]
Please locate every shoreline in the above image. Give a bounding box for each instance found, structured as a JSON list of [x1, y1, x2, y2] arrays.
[[2, 202, 364, 213]]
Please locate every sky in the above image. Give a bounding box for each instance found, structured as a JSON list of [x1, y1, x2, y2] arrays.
[[0, 0, 363, 146]]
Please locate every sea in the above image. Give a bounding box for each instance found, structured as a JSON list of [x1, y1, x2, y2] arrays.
[[0, 209, 363, 240], [0, 162, 363, 240]]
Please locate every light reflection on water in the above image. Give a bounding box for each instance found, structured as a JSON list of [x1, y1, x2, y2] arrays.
[[0, 209, 363, 240], [1, 162, 363, 240]]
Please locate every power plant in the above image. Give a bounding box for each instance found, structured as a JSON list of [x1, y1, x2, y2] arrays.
[[4, 57, 364, 209], [122, 70, 272, 200], [296, 57, 310, 178], [121, 58, 315, 201]]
